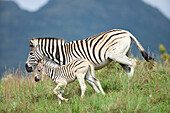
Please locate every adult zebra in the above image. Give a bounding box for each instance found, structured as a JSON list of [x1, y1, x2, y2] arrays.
[[25, 29, 154, 77]]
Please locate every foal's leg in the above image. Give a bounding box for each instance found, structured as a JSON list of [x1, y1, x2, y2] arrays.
[[86, 72, 105, 95], [85, 71, 100, 93], [86, 80, 100, 93], [77, 74, 87, 98], [53, 82, 68, 104]]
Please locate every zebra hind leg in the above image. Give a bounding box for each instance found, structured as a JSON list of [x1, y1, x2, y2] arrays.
[[85, 71, 100, 93], [120, 44, 136, 78], [86, 80, 100, 93], [77, 74, 87, 98], [121, 59, 136, 78], [110, 55, 136, 78], [120, 64, 131, 77], [85, 72, 105, 95]]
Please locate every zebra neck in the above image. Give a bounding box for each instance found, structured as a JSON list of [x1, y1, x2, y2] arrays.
[[43, 61, 59, 80], [44, 65, 55, 80], [41, 42, 67, 65]]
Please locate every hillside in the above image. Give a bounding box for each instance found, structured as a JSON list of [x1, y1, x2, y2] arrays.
[[0, 0, 170, 75]]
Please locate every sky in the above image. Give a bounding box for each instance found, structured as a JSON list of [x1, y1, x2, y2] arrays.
[[142, 0, 170, 19], [3, 0, 170, 20], [6, 0, 49, 12]]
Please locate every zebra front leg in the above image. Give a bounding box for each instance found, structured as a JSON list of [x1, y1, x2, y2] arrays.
[[53, 83, 69, 104]]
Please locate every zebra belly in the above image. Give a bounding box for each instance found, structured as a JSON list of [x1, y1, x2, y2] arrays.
[[67, 78, 76, 84], [66, 74, 77, 84], [94, 59, 112, 70]]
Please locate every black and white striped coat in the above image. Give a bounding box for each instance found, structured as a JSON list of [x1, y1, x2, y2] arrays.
[[34, 58, 105, 104], [26, 29, 154, 77]]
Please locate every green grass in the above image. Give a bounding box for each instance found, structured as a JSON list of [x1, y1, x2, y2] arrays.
[[0, 60, 169, 113]]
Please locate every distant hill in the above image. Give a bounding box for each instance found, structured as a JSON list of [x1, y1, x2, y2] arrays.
[[0, 0, 170, 76]]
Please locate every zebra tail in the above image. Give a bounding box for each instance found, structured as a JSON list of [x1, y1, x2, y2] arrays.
[[129, 33, 155, 62]]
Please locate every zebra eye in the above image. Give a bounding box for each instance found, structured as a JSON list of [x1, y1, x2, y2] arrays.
[[30, 52, 33, 55], [38, 69, 41, 72]]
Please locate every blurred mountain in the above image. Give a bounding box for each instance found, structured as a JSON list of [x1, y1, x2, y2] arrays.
[[0, 0, 170, 76]]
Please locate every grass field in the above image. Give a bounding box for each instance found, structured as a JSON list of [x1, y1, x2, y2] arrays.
[[0, 59, 169, 113]]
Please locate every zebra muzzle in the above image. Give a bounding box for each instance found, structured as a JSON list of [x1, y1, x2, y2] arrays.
[[25, 63, 33, 72], [35, 76, 40, 82]]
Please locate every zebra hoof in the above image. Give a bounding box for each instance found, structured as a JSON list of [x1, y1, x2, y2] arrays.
[[65, 98, 69, 101], [102, 92, 106, 96]]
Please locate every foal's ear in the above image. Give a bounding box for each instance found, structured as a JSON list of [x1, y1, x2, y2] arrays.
[[40, 58, 45, 63]]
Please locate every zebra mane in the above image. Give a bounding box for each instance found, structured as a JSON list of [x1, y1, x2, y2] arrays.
[[34, 37, 66, 42], [30, 37, 67, 47]]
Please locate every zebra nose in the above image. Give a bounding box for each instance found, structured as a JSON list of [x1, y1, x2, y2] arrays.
[[35, 76, 40, 82], [25, 63, 33, 72]]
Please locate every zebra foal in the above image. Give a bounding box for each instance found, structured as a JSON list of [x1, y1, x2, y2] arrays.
[[34, 58, 105, 104]]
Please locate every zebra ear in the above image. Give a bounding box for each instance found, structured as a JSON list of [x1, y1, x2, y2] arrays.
[[41, 58, 45, 63], [29, 39, 34, 47]]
